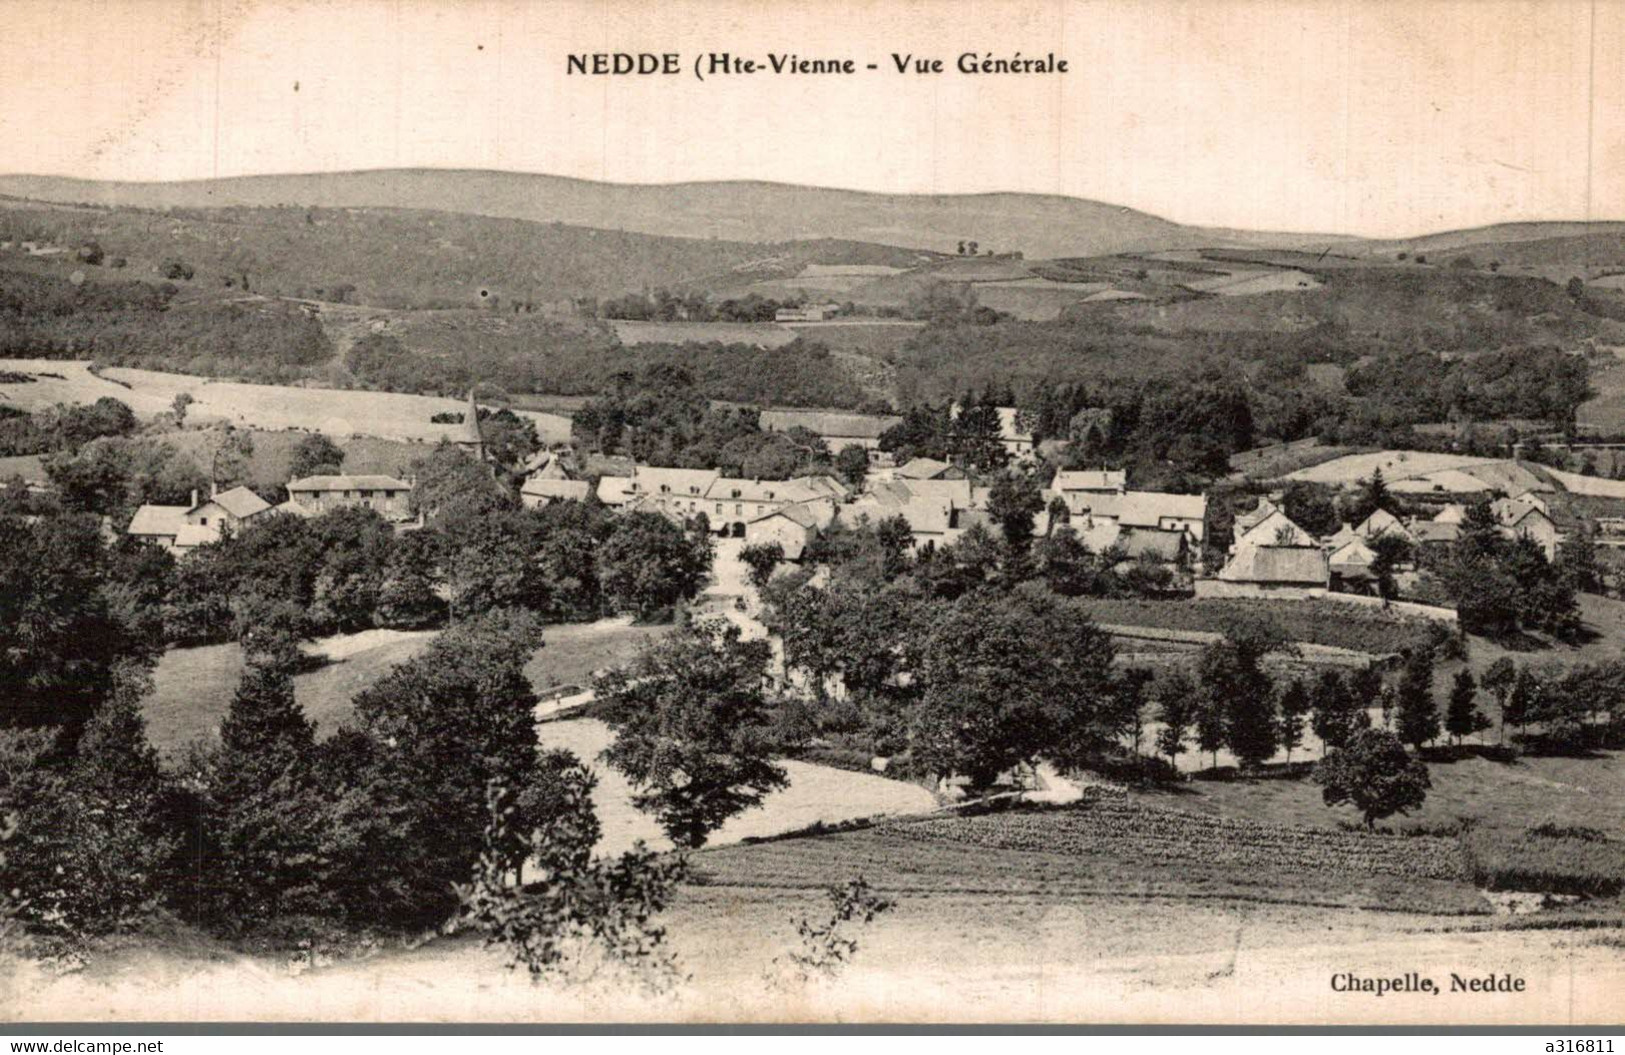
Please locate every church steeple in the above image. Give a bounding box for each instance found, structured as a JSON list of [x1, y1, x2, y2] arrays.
[[454, 385, 486, 462]]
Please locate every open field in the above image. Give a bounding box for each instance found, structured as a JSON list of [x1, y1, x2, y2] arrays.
[[0, 358, 573, 444], [1283, 450, 1501, 485], [539, 719, 935, 857], [144, 620, 667, 755], [1147, 750, 1625, 839]]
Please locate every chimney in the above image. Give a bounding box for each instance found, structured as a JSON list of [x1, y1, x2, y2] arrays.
[[210, 480, 219, 499], [190, 488, 198, 508]]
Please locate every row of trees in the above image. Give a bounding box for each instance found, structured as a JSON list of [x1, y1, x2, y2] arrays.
[[0, 396, 137, 457]]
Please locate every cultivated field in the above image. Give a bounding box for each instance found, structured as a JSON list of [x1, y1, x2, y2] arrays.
[[1284, 450, 1502, 485], [0, 359, 573, 444]]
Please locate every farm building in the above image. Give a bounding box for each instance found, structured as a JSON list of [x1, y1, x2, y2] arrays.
[[1328, 537, 1379, 589], [1052, 469, 1127, 495], [285, 474, 414, 521], [745, 499, 839, 560], [1053, 488, 1209, 546], [520, 478, 591, 509], [597, 465, 848, 537], [758, 409, 902, 460], [1203, 543, 1330, 599], [894, 457, 964, 481], [1492, 495, 1560, 559], [127, 484, 273, 554]]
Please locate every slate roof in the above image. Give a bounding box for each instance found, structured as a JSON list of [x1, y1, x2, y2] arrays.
[[1410, 521, 1461, 545], [521, 478, 591, 502], [895, 457, 955, 480], [1052, 469, 1126, 493], [287, 474, 412, 493], [201, 486, 272, 520], [1218, 543, 1329, 585], [127, 504, 189, 538]]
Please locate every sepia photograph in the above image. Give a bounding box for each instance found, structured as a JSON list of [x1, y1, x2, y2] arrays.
[[1, 0, 1624, 1031]]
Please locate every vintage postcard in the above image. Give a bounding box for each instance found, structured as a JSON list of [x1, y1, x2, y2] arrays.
[[1, 0, 1623, 1028]]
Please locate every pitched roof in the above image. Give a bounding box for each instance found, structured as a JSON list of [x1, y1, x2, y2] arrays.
[[202, 485, 272, 520], [1233, 508, 1313, 548], [895, 457, 955, 480], [1117, 526, 1187, 561], [626, 466, 719, 496], [270, 499, 315, 518], [751, 498, 837, 531], [127, 504, 189, 538], [287, 474, 412, 493], [1355, 508, 1413, 540], [1410, 521, 1461, 544], [1329, 537, 1378, 568], [758, 409, 901, 440], [1493, 496, 1554, 529], [597, 475, 636, 504], [1053, 469, 1126, 493], [1218, 543, 1329, 585], [1433, 504, 1467, 524], [521, 478, 591, 502]]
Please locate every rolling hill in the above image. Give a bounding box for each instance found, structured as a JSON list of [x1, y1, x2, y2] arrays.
[[0, 169, 1344, 261]]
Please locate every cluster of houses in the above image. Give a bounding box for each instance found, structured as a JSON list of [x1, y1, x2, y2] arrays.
[[1202, 488, 1560, 600], [127, 474, 420, 554]]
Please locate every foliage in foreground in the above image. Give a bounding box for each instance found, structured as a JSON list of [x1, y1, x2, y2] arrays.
[[768, 876, 893, 988], [457, 774, 688, 994]]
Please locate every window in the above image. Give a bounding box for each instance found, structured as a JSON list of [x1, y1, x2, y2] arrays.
[[199, 517, 208, 526], [731, 489, 741, 499], [734, 504, 743, 516], [715, 503, 723, 515], [660, 484, 670, 493]]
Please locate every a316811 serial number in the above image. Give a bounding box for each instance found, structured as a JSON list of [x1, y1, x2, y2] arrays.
[[1546, 1042, 1614, 1053]]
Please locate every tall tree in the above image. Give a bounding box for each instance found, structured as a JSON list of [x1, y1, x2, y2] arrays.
[[201, 652, 326, 927], [985, 471, 1044, 582], [1277, 677, 1311, 763], [1153, 671, 1197, 770], [288, 433, 345, 480], [1311, 670, 1360, 755], [1394, 648, 1441, 750], [597, 620, 787, 848], [1444, 668, 1490, 745]]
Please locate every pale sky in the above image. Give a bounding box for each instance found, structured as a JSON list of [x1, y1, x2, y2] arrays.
[[2, 0, 1622, 237]]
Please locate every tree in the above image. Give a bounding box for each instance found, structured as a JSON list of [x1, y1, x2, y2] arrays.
[[1346, 468, 1392, 526], [1277, 677, 1311, 763], [1153, 671, 1197, 769], [1311, 670, 1360, 754], [599, 511, 712, 620], [913, 586, 1118, 787], [408, 440, 512, 524], [1503, 664, 1540, 738], [324, 610, 550, 928], [200, 651, 326, 927], [455, 763, 687, 991], [1394, 648, 1441, 750], [374, 530, 446, 628], [1280, 482, 1340, 539], [985, 471, 1044, 581], [1314, 728, 1431, 830], [597, 621, 787, 848], [1445, 668, 1490, 745], [739, 542, 785, 591], [1556, 528, 1603, 594], [833, 446, 870, 489], [288, 433, 346, 480], [170, 392, 195, 427], [1197, 618, 1288, 770], [9, 663, 178, 944], [209, 429, 255, 490], [1481, 657, 1517, 743]]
